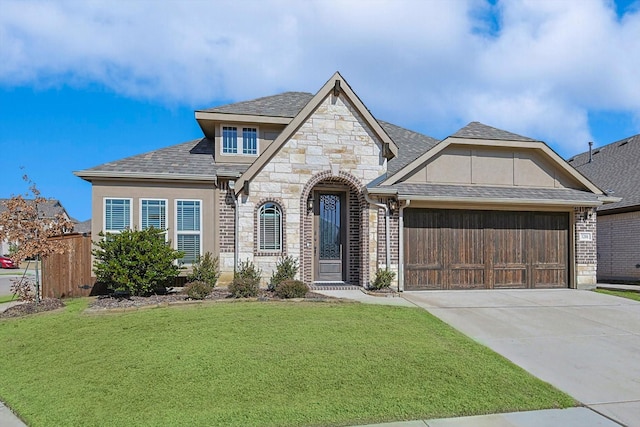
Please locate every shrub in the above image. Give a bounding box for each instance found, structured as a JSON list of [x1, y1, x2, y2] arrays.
[[92, 227, 183, 296], [184, 281, 212, 300], [187, 252, 220, 288], [275, 279, 309, 299], [229, 277, 259, 298], [235, 259, 262, 283], [268, 256, 299, 291], [370, 269, 396, 290]]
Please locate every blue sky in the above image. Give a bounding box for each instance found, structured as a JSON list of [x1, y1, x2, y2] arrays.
[[1, 0, 639, 221]]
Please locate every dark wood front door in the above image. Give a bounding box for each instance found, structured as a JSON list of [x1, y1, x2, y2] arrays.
[[314, 192, 345, 282], [404, 209, 569, 290]]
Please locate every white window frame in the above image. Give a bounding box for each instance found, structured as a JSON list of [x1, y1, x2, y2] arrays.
[[220, 124, 259, 156], [140, 198, 168, 240], [258, 202, 283, 253], [103, 197, 132, 233], [175, 199, 203, 265]]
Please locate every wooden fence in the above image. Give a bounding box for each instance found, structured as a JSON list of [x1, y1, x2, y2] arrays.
[[42, 233, 96, 298]]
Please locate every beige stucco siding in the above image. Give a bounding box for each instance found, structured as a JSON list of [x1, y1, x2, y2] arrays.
[[213, 123, 286, 164], [235, 93, 387, 284], [91, 180, 216, 267], [407, 145, 583, 189]]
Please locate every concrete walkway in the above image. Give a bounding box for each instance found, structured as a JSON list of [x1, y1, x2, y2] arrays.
[[402, 289, 640, 427]]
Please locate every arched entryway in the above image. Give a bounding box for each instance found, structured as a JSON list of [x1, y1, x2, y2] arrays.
[[299, 171, 368, 286]]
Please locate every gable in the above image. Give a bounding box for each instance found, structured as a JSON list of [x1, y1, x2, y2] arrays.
[[235, 72, 397, 195], [403, 145, 585, 190]]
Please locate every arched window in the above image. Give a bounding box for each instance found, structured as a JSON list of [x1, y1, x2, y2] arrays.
[[258, 202, 282, 252]]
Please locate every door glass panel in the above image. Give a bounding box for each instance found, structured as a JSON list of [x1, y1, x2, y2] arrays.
[[319, 194, 341, 260]]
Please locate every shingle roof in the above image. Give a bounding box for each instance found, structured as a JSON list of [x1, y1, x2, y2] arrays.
[[73, 219, 92, 234], [0, 198, 69, 219], [380, 121, 440, 176], [568, 134, 640, 212], [76, 138, 248, 179], [452, 122, 538, 142], [199, 92, 314, 118], [387, 183, 602, 205]]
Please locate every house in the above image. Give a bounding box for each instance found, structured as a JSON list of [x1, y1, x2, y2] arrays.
[[0, 198, 73, 256], [74, 72, 615, 290], [569, 135, 640, 282]]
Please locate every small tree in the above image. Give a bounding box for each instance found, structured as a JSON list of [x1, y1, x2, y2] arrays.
[[0, 176, 74, 303], [92, 227, 183, 296], [187, 252, 220, 287]]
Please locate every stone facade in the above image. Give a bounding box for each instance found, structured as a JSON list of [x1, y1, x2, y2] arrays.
[[574, 207, 597, 289], [232, 92, 387, 286], [597, 210, 640, 282]]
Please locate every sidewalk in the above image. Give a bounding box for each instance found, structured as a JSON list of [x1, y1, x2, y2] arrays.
[[0, 401, 26, 427]]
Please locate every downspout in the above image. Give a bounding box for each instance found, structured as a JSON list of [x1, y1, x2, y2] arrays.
[[364, 192, 390, 271], [398, 199, 410, 292]]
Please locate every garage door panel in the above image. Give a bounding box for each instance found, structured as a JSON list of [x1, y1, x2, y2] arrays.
[[404, 209, 569, 290]]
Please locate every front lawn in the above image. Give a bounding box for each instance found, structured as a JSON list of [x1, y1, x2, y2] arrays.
[[596, 288, 640, 302], [0, 299, 574, 426]]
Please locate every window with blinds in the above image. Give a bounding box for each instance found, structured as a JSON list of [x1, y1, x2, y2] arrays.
[[221, 125, 259, 155], [104, 198, 131, 232], [258, 202, 282, 252], [176, 200, 201, 264], [141, 199, 166, 230]]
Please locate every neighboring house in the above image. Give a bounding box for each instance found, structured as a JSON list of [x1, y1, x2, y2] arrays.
[[75, 72, 614, 290], [0, 198, 73, 256], [569, 135, 640, 282]]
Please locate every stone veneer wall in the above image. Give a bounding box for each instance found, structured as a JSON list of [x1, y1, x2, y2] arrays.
[[597, 210, 640, 281], [234, 92, 387, 286], [574, 207, 597, 289]]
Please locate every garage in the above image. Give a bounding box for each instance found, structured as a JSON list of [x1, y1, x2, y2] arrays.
[[404, 208, 569, 290]]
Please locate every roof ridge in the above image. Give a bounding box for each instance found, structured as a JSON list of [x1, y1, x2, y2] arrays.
[[452, 121, 538, 142]]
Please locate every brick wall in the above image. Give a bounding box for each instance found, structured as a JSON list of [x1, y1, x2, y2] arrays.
[[574, 207, 597, 289], [218, 180, 236, 276], [597, 210, 640, 281]]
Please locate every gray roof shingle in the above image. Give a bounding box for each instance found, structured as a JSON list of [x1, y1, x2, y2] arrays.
[[452, 122, 538, 142], [199, 92, 313, 118], [380, 121, 440, 176], [0, 198, 69, 219], [568, 134, 640, 212], [387, 183, 602, 204], [77, 138, 248, 179]]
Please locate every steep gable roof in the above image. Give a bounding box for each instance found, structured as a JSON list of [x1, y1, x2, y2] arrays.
[[235, 72, 401, 194], [379, 120, 439, 176], [452, 122, 538, 142], [74, 138, 248, 182], [569, 134, 640, 212]]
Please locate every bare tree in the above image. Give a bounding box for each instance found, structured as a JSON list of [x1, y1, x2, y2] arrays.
[[0, 176, 74, 303]]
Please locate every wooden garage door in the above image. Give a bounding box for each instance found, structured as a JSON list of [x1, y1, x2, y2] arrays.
[[404, 209, 568, 290]]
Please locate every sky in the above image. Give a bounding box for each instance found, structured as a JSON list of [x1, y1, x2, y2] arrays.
[[1, 0, 639, 221]]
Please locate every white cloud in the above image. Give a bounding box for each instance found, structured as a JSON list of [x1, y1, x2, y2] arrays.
[[1, 0, 639, 155]]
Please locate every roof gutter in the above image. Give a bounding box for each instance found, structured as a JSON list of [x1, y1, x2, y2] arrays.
[[73, 170, 217, 182]]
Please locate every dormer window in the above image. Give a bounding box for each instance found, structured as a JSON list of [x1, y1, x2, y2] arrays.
[[222, 125, 259, 155]]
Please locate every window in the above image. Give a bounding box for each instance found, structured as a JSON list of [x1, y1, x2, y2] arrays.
[[258, 202, 282, 252], [176, 200, 201, 264], [141, 199, 167, 230], [104, 198, 131, 232], [221, 125, 258, 155]]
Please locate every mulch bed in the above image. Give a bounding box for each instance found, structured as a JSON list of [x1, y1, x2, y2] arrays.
[[88, 288, 334, 311], [0, 298, 65, 318]]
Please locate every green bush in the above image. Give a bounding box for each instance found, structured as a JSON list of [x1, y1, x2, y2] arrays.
[[268, 256, 299, 291], [92, 227, 183, 296], [370, 269, 396, 290], [275, 279, 309, 299], [235, 259, 262, 283], [184, 281, 212, 300], [229, 277, 259, 298], [187, 252, 220, 287]]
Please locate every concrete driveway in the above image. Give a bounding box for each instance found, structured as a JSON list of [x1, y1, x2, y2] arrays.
[[402, 289, 640, 427]]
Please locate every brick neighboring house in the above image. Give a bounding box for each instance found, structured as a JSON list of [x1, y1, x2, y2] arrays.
[[0, 198, 75, 256], [75, 72, 614, 290], [569, 135, 640, 282]]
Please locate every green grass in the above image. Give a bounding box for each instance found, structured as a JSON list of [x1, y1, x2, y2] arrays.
[[596, 288, 640, 302], [0, 295, 17, 304], [0, 299, 574, 427]]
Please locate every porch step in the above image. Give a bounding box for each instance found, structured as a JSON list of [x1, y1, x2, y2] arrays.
[[309, 282, 361, 291]]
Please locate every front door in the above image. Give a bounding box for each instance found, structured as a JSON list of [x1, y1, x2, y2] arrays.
[[314, 192, 345, 282]]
